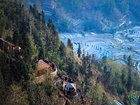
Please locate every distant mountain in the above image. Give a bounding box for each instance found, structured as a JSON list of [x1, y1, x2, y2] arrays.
[[22, 0, 140, 33]]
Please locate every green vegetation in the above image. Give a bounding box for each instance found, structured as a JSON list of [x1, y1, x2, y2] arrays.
[[77, 44, 81, 58], [0, 0, 95, 104], [0, 0, 140, 105]]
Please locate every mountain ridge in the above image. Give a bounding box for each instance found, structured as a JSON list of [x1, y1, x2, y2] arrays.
[[22, 0, 140, 33]]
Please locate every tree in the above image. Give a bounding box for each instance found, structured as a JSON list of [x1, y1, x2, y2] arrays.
[[77, 44, 81, 57], [48, 18, 52, 28], [126, 55, 133, 92], [88, 63, 92, 77], [101, 93, 109, 105], [20, 59, 29, 81], [13, 28, 20, 46], [0, 52, 10, 86], [37, 12, 41, 21], [41, 10, 45, 24], [67, 38, 73, 50], [29, 5, 33, 14], [81, 56, 87, 74], [0, 9, 6, 38], [93, 83, 102, 104], [22, 31, 30, 49], [102, 56, 107, 65], [7, 84, 29, 105], [91, 54, 95, 64], [38, 47, 45, 60], [33, 4, 37, 18], [127, 55, 133, 70], [121, 69, 127, 85], [123, 54, 127, 60], [123, 94, 132, 105], [104, 66, 107, 73], [135, 61, 138, 71], [126, 70, 132, 92], [21, 31, 32, 62], [59, 41, 66, 57], [66, 58, 74, 76], [0, 66, 5, 105]]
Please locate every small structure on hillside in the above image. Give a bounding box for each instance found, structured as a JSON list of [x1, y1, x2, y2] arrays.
[[0, 38, 21, 53], [55, 74, 77, 97], [55, 74, 86, 104], [64, 82, 77, 97], [35, 59, 57, 77]]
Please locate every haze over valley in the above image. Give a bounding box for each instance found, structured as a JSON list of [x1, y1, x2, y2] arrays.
[[22, 0, 140, 71], [1, 0, 140, 105], [60, 26, 140, 71]]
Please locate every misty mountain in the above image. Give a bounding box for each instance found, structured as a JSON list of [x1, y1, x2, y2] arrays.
[[23, 0, 140, 33]]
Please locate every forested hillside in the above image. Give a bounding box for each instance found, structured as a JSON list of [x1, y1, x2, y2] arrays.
[[0, 0, 78, 104], [1, 0, 140, 105], [22, 0, 140, 33], [0, 0, 94, 104]]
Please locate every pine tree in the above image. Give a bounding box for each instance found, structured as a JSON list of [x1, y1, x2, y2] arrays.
[[6, 35, 12, 43], [22, 31, 30, 49], [38, 47, 45, 60], [104, 66, 107, 73], [126, 55, 133, 92], [20, 59, 29, 81], [21, 31, 31, 62], [67, 38, 73, 50], [77, 44, 81, 57], [0, 52, 10, 86], [88, 63, 92, 77], [102, 56, 107, 64], [121, 69, 126, 85], [0, 66, 5, 105], [48, 18, 52, 28], [126, 70, 132, 92], [33, 4, 37, 18], [123, 54, 127, 60], [66, 58, 74, 76], [38, 12, 41, 21], [42, 10, 45, 24], [127, 55, 133, 70], [13, 28, 20, 46], [59, 42, 66, 57], [91, 54, 95, 64], [81, 56, 87, 74], [29, 5, 33, 14]]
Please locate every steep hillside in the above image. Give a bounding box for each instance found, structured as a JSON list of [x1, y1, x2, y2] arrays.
[[1, 0, 140, 105], [0, 0, 81, 104], [22, 0, 140, 33]]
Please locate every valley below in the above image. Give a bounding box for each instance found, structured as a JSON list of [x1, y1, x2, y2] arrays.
[[59, 26, 140, 71]]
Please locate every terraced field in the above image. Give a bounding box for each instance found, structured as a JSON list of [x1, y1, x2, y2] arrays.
[[59, 26, 140, 71]]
